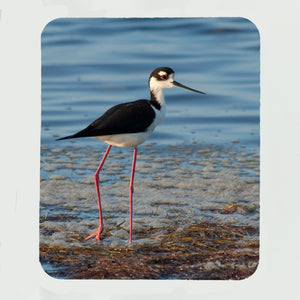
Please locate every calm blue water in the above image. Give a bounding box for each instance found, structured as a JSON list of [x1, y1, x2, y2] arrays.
[[41, 18, 259, 153]]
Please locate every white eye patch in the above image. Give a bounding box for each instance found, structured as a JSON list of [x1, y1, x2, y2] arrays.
[[158, 71, 167, 76]]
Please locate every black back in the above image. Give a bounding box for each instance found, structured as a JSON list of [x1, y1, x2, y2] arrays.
[[57, 99, 156, 140]]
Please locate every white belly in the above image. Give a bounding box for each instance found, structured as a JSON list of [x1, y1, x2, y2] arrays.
[[94, 130, 154, 147]]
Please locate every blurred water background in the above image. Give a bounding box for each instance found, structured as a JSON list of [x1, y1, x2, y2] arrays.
[[41, 17, 259, 157]]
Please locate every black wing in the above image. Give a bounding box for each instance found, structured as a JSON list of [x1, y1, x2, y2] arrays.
[[57, 99, 155, 140]]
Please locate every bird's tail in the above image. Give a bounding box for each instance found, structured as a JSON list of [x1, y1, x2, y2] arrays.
[[56, 129, 92, 140], [56, 134, 77, 141]]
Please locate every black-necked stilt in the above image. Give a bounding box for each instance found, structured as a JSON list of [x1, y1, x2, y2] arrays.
[[57, 67, 205, 243]]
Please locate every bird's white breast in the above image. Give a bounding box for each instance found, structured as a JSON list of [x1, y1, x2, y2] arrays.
[[150, 103, 166, 130]]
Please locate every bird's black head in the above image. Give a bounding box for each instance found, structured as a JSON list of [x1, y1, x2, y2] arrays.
[[149, 67, 175, 82], [148, 67, 205, 94]]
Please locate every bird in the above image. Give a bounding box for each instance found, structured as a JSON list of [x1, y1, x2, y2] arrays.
[[57, 67, 205, 243]]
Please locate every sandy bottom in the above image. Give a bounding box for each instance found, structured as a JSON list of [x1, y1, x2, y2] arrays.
[[40, 142, 259, 279]]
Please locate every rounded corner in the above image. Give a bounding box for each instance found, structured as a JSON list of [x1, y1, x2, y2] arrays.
[[238, 17, 261, 40], [238, 256, 260, 281], [39, 260, 64, 280], [41, 17, 65, 37]]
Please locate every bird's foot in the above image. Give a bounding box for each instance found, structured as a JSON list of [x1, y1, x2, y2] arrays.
[[85, 225, 103, 241]]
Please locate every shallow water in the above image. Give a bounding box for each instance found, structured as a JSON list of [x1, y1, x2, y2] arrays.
[[40, 144, 259, 246]]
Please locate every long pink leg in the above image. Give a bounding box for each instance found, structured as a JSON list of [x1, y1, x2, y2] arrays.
[[129, 147, 137, 244], [86, 144, 112, 241]]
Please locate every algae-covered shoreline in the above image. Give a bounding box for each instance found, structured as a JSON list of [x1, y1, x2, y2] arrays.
[[40, 221, 258, 279], [40, 142, 259, 279]]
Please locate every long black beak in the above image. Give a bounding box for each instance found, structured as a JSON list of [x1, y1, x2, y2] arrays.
[[173, 81, 205, 94]]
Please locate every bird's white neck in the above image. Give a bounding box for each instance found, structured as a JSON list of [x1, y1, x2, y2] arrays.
[[149, 77, 166, 110]]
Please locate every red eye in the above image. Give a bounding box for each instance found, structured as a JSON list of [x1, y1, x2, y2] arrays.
[[160, 74, 167, 80]]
